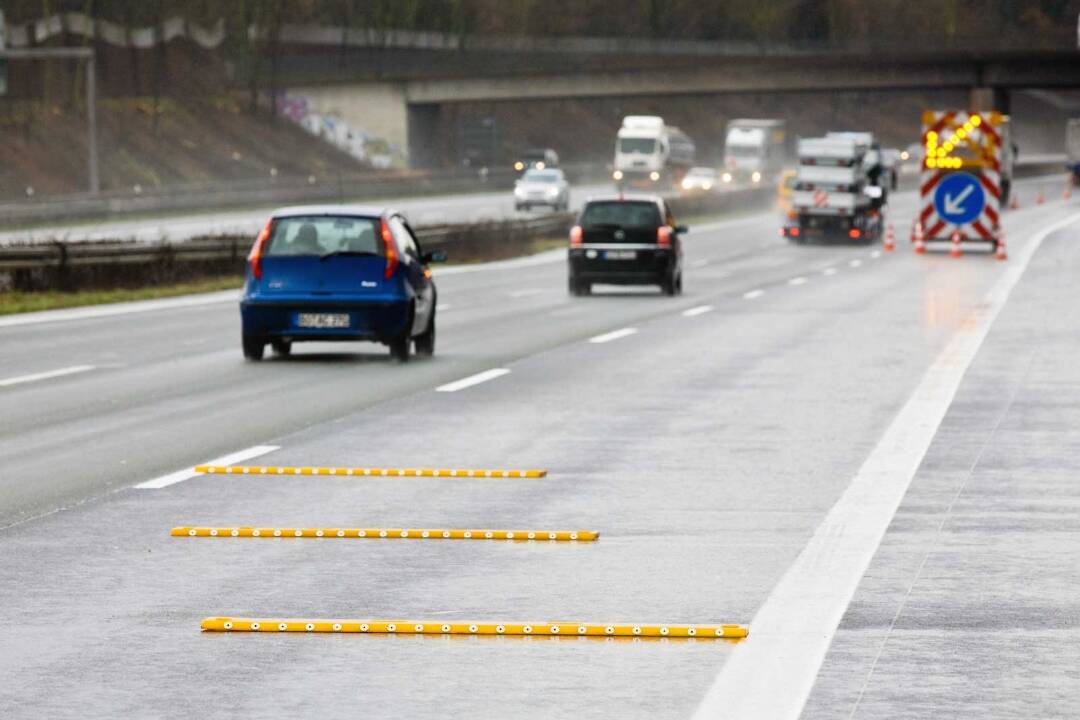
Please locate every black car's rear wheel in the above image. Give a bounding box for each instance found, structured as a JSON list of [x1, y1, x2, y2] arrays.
[[242, 334, 265, 361], [414, 313, 435, 356], [569, 277, 591, 296], [661, 271, 678, 296]]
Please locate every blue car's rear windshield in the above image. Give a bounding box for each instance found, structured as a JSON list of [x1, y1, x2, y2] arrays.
[[580, 201, 661, 229], [266, 216, 383, 256]]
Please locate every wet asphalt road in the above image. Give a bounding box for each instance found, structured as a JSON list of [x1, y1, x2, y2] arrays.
[[1, 180, 1078, 719]]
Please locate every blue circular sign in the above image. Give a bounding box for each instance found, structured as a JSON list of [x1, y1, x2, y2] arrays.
[[933, 172, 985, 226]]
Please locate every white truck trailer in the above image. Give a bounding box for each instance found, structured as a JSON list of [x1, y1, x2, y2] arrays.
[[782, 135, 884, 244], [612, 116, 695, 190], [722, 119, 786, 184]]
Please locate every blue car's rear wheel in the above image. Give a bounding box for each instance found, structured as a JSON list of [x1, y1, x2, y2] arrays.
[[242, 334, 265, 361], [414, 313, 435, 356]]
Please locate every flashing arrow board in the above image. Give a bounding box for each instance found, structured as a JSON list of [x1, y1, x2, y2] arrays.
[[933, 173, 985, 226]]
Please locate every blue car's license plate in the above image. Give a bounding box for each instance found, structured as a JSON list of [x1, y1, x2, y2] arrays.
[[296, 313, 350, 329]]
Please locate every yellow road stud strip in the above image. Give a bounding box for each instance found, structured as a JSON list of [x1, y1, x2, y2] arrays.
[[171, 527, 598, 541], [194, 465, 547, 478], [201, 617, 748, 639]]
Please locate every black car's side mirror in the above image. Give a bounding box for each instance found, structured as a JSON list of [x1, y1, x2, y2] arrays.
[[675, 225, 689, 234], [422, 250, 448, 264]]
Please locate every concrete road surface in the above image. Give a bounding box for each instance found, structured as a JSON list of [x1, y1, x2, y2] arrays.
[[1, 179, 1077, 719]]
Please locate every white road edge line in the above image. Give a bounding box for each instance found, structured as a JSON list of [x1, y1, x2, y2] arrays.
[[435, 368, 510, 392], [0, 290, 239, 329], [135, 445, 281, 490], [692, 211, 1080, 720], [788, 276, 808, 286], [743, 289, 765, 300], [682, 305, 714, 317], [588, 327, 638, 344], [0, 364, 96, 388]]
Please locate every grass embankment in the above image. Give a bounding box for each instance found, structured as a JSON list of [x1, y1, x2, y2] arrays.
[[0, 275, 243, 316]]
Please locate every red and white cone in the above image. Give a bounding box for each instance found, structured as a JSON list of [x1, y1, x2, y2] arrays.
[[1010, 193, 1020, 210], [995, 230, 1008, 261], [913, 221, 926, 254], [884, 224, 896, 252], [1036, 187, 1045, 205], [949, 229, 963, 258], [1065, 178, 1073, 201]]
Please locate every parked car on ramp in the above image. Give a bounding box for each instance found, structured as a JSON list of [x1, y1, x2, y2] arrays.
[[240, 206, 444, 362], [568, 195, 685, 296], [514, 168, 570, 211]]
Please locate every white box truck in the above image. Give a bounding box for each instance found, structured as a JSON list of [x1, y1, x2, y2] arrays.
[[722, 119, 786, 184], [613, 116, 695, 190]]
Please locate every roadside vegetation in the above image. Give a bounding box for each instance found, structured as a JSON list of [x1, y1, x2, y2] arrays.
[[0, 275, 243, 316]]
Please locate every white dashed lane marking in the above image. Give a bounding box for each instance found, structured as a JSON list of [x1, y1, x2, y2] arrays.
[[788, 277, 808, 286], [682, 305, 714, 317], [588, 328, 638, 344], [849, 259, 863, 268], [743, 289, 765, 300], [435, 368, 511, 393], [823, 268, 838, 276], [135, 445, 281, 490]]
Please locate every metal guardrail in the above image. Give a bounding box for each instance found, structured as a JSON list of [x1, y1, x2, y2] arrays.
[[0, 163, 608, 227], [0, 213, 576, 272]]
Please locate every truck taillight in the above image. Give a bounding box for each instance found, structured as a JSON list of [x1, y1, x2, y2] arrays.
[[570, 225, 583, 246], [849, 228, 861, 239], [380, 218, 398, 279], [657, 226, 673, 248], [248, 219, 272, 279]]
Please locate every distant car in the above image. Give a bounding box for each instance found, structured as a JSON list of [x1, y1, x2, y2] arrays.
[[514, 148, 559, 174], [240, 206, 445, 362], [680, 167, 717, 191], [568, 195, 685, 296], [514, 168, 570, 211]]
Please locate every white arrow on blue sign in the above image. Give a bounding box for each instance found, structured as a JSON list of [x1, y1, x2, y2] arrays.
[[933, 172, 986, 226]]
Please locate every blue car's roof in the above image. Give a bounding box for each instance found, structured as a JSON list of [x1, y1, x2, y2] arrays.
[[271, 204, 397, 219]]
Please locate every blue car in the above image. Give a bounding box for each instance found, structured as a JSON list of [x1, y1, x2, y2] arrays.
[[240, 206, 444, 362]]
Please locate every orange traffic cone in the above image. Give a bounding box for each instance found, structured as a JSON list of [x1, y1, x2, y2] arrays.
[[995, 230, 1008, 261], [950, 229, 963, 258], [884, 224, 896, 252], [1036, 187, 1045, 205], [913, 221, 926, 254], [1065, 178, 1073, 201], [1010, 193, 1019, 210]]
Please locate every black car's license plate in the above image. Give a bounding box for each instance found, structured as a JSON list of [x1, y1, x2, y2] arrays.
[[603, 250, 637, 260], [296, 313, 350, 329]]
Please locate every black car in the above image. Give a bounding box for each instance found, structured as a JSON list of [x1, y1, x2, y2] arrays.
[[567, 195, 685, 296]]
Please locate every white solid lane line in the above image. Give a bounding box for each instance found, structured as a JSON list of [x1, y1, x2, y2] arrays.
[[788, 276, 808, 286], [692, 211, 1080, 720], [849, 259, 863, 268], [682, 305, 714, 317], [588, 328, 638, 344], [435, 368, 510, 392], [0, 290, 239, 329], [743, 289, 765, 300], [0, 365, 96, 388], [823, 267, 838, 276], [135, 445, 281, 490]]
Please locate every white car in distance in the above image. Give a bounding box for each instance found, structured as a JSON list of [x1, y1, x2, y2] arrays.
[[681, 167, 718, 192], [514, 168, 570, 211]]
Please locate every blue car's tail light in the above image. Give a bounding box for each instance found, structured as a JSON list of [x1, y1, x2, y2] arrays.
[[248, 219, 273, 279], [380, 218, 398, 279]]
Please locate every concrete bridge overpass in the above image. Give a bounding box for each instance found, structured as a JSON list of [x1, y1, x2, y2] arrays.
[[282, 50, 1080, 167]]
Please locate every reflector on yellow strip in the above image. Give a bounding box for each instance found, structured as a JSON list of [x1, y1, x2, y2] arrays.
[[201, 616, 748, 639], [171, 526, 598, 541], [194, 465, 546, 478]]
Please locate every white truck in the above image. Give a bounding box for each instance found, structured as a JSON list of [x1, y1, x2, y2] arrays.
[[722, 119, 786, 184], [782, 135, 884, 244], [612, 116, 695, 190]]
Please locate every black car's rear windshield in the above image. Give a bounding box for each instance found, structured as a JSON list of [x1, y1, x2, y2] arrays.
[[266, 216, 382, 256], [580, 201, 661, 229]]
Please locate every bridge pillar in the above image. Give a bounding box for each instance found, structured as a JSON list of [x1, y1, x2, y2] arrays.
[[407, 104, 442, 169], [970, 86, 1010, 114]]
